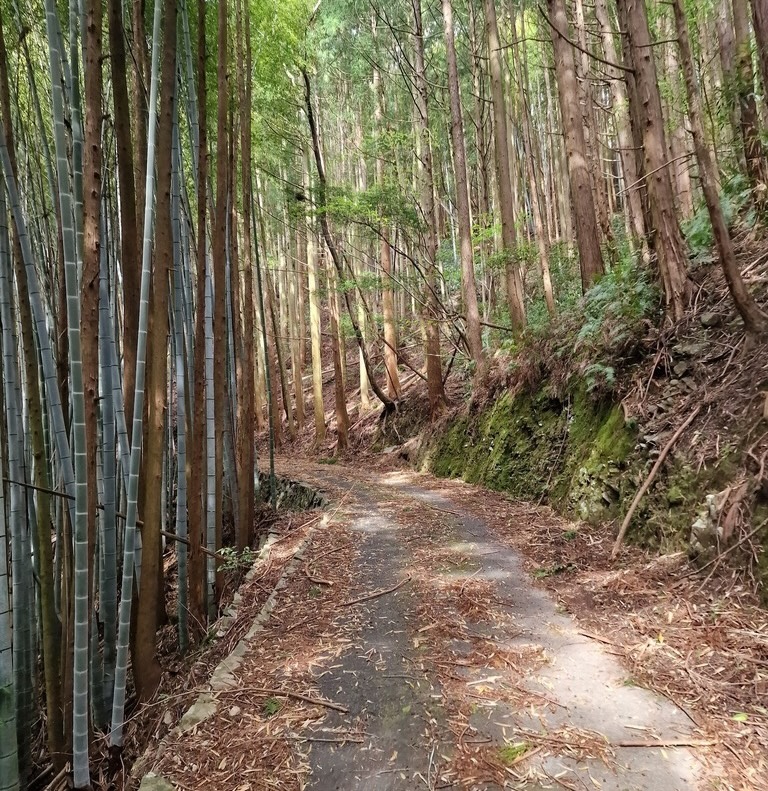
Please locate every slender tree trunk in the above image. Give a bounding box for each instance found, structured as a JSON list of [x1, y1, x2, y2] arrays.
[[302, 68, 394, 410], [109, 0, 139, 439], [413, 0, 446, 412], [304, 152, 325, 445], [82, 0, 102, 662], [594, 0, 646, 251], [328, 253, 349, 451], [371, 31, 401, 400], [307, 238, 325, 448], [547, 0, 605, 291], [265, 262, 295, 438], [732, 0, 768, 192], [187, 0, 207, 632], [237, 0, 255, 548], [482, 0, 526, 329], [213, 0, 228, 596], [664, 17, 694, 220], [130, 0, 149, 430], [752, 0, 768, 109], [672, 0, 768, 335], [715, 0, 744, 164], [443, 0, 485, 362], [0, 14, 64, 769], [618, 0, 690, 321], [515, 9, 555, 316], [573, 0, 611, 242], [353, 123, 371, 413], [134, 0, 176, 700]]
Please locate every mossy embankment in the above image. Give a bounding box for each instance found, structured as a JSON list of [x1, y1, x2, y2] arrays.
[[414, 384, 738, 554]]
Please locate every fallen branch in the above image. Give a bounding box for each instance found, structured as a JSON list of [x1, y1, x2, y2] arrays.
[[221, 686, 348, 714], [339, 576, 412, 607], [611, 738, 717, 748], [304, 562, 333, 586], [577, 630, 623, 649], [612, 406, 702, 558]]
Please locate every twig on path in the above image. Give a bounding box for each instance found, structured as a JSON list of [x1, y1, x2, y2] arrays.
[[295, 734, 364, 744], [309, 544, 347, 564], [612, 406, 702, 558], [423, 502, 459, 516], [459, 568, 482, 595], [338, 576, 412, 607], [517, 727, 715, 750], [286, 615, 312, 632], [506, 745, 543, 768], [304, 562, 334, 586], [303, 543, 348, 586], [577, 630, 623, 649], [220, 686, 348, 713], [611, 738, 717, 748]]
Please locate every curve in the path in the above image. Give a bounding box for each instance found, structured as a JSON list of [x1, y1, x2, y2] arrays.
[[288, 463, 702, 791]]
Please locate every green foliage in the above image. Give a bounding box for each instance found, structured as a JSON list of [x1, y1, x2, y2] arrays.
[[217, 546, 258, 572], [533, 563, 576, 578], [583, 363, 616, 394], [576, 255, 658, 351], [486, 241, 537, 274], [683, 172, 756, 259], [325, 184, 422, 233], [498, 742, 530, 764], [263, 697, 282, 717]]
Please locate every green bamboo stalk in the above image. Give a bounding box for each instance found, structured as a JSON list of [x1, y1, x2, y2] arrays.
[[0, 149, 34, 783], [172, 117, 189, 652], [110, 0, 164, 747], [0, 180, 20, 791]]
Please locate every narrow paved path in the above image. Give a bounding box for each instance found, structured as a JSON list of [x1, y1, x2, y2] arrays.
[[279, 461, 703, 791]]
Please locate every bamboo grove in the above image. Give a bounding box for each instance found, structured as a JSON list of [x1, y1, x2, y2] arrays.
[[0, 0, 767, 787]]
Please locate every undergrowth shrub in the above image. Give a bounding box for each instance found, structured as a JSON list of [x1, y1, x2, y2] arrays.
[[683, 171, 756, 259], [482, 251, 660, 404]]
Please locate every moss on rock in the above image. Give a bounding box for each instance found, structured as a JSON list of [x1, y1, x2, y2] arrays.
[[422, 386, 637, 524], [420, 382, 760, 557]]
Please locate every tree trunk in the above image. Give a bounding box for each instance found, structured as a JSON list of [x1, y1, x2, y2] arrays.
[[238, 0, 255, 548], [573, 0, 611, 242], [307, 231, 325, 445], [109, 0, 139, 439], [129, 0, 149, 431], [327, 253, 349, 451], [413, 0, 446, 413], [0, 14, 64, 768], [213, 0, 228, 598], [752, 0, 768, 111], [715, 0, 744, 166], [732, 0, 768, 192], [515, 8, 556, 316], [618, 0, 690, 321], [672, 0, 768, 334], [443, 0, 485, 362], [482, 0, 526, 330], [594, 0, 646, 252], [371, 30, 401, 400], [302, 68, 394, 411], [187, 0, 207, 633], [663, 17, 694, 220], [547, 0, 605, 291], [134, 0, 176, 701], [82, 0, 102, 661]]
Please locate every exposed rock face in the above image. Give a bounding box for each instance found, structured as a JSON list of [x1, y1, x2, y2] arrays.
[[688, 494, 720, 563]]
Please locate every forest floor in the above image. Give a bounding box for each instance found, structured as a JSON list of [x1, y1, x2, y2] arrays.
[[135, 458, 767, 791]]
